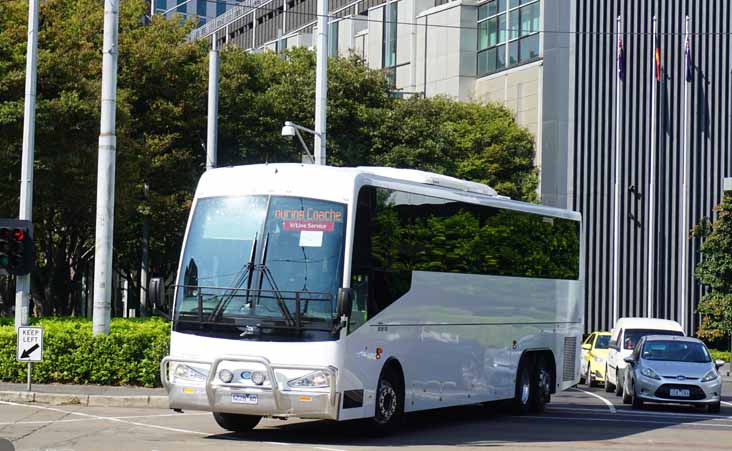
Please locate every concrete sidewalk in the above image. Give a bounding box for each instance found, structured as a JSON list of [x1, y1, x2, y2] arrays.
[[0, 383, 168, 409]]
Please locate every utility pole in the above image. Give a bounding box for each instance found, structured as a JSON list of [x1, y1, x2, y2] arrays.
[[92, 0, 120, 335], [15, 0, 39, 331], [139, 183, 149, 317], [206, 39, 219, 171], [313, 0, 328, 166]]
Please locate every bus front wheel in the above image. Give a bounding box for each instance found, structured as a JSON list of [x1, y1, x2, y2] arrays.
[[369, 368, 404, 434], [212, 412, 261, 434]]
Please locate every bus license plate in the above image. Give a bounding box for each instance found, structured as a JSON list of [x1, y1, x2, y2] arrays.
[[231, 393, 258, 404], [670, 389, 690, 397]]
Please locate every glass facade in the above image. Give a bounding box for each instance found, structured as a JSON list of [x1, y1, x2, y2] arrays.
[[196, 0, 207, 25], [477, 0, 540, 77], [382, 2, 398, 68], [216, 0, 226, 17]]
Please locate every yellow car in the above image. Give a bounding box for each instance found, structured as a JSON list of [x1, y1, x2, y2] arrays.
[[580, 331, 611, 387]]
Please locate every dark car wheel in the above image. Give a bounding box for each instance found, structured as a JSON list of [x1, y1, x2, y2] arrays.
[[631, 383, 644, 410], [614, 370, 623, 396], [604, 365, 614, 393], [621, 376, 632, 404]]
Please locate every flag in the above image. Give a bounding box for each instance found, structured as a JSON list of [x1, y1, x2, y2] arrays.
[[655, 46, 661, 81], [684, 37, 692, 82], [618, 37, 625, 81]]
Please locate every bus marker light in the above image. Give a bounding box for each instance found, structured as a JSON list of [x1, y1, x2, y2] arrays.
[[376, 347, 383, 359], [298, 396, 312, 402], [182, 388, 194, 394]]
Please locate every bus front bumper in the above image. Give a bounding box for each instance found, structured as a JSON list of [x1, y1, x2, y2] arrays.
[[161, 355, 339, 420]]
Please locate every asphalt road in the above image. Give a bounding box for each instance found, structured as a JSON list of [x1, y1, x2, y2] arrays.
[[2, 384, 732, 451]]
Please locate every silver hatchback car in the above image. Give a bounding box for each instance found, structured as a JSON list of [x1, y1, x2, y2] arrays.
[[622, 335, 724, 413]]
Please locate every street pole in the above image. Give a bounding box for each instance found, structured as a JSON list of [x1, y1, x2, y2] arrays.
[[612, 15, 622, 324], [313, 0, 328, 166], [646, 16, 658, 318], [206, 39, 219, 171], [679, 16, 691, 331], [92, 0, 120, 335], [15, 0, 39, 331], [725, 177, 732, 375], [139, 183, 149, 317]]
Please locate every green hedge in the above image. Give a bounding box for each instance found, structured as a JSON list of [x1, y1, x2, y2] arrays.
[[710, 349, 731, 363], [0, 317, 170, 387]]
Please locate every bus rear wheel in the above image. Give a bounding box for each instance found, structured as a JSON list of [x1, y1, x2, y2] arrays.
[[212, 412, 261, 434]]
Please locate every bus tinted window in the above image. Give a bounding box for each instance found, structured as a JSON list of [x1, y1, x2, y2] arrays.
[[349, 186, 580, 330]]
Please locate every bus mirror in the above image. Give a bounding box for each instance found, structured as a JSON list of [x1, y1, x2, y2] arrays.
[[149, 277, 165, 312], [337, 288, 353, 318]]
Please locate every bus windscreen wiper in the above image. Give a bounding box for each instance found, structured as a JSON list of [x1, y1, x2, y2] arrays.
[[255, 233, 298, 328], [207, 233, 258, 322]]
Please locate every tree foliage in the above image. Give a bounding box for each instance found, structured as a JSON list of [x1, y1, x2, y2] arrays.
[[692, 193, 732, 340], [0, 0, 538, 316]]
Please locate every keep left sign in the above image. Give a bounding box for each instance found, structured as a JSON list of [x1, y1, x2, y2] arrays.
[[16, 326, 43, 362]]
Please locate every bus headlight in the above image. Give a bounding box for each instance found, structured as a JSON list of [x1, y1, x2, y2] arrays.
[[172, 364, 208, 383], [288, 371, 330, 389]]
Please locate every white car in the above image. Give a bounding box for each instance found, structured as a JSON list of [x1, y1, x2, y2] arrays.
[[605, 318, 684, 396]]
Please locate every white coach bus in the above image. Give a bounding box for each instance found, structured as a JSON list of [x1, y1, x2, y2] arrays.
[[155, 164, 584, 434]]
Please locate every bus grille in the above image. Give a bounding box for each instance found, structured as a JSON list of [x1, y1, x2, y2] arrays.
[[562, 336, 577, 382]]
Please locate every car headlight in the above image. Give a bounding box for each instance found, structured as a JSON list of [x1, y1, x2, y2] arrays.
[[172, 363, 208, 383], [593, 356, 604, 364], [640, 367, 661, 380], [288, 370, 330, 389], [701, 370, 719, 382]]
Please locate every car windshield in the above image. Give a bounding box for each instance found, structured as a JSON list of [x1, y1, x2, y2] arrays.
[[595, 335, 610, 349], [173, 195, 347, 341], [642, 340, 711, 363], [624, 329, 683, 350]]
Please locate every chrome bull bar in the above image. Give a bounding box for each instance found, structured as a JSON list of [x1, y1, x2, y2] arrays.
[[160, 355, 338, 418]]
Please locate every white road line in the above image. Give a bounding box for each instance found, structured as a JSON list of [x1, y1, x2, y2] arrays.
[[264, 442, 292, 446], [548, 406, 732, 420], [312, 447, 348, 451], [0, 400, 209, 436], [518, 414, 732, 428], [570, 387, 617, 413], [0, 411, 209, 426], [721, 401, 732, 407]]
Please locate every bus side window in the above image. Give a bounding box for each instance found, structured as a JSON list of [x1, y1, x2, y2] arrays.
[[348, 187, 375, 333]]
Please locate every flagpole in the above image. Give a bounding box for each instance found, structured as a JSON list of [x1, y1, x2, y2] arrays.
[[612, 15, 622, 324], [680, 15, 691, 331], [647, 16, 657, 318]]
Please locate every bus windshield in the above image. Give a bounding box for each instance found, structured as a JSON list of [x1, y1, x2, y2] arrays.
[[173, 195, 346, 341]]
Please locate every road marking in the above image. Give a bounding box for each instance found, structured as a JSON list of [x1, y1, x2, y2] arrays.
[[0, 400, 210, 436], [548, 406, 732, 420], [517, 414, 732, 428], [312, 447, 348, 451], [0, 411, 209, 426], [721, 401, 732, 407], [570, 387, 617, 413]]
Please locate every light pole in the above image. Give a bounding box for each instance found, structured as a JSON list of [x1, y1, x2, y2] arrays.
[[15, 0, 39, 331], [281, 121, 317, 164]]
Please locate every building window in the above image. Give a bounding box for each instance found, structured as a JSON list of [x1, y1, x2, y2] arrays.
[[216, 0, 226, 17], [382, 2, 397, 69], [328, 21, 339, 57], [155, 0, 166, 14], [477, 0, 540, 77], [176, 0, 187, 15], [196, 0, 207, 25]]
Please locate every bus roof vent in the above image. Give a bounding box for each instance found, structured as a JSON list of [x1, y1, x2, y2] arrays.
[[357, 167, 499, 197]]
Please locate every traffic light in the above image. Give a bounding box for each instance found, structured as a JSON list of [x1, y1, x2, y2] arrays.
[[0, 219, 34, 276]]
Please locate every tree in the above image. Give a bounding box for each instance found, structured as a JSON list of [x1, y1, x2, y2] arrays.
[[692, 192, 732, 340], [0, 0, 539, 316]]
